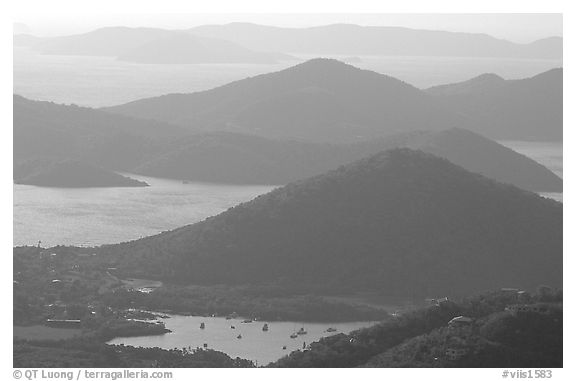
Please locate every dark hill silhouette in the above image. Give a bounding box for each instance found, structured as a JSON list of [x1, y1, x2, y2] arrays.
[[14, 159, 148, 188], [103, 60, 562, 142], [103, 59, 464, 142], [134, 129, 562, 192], [14, 27, 291, 64], [190, 23, 562, 59], [426, 68, 562, 141], [99, 149, 562, 297], [15, 95, 562, 192], [13, 95, 186, 171]]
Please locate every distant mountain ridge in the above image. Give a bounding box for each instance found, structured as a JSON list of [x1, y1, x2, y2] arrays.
[[190, 23, 562, 59], [103, 59, 562, 142], [427, 68, 562, 141], [98, 148, 562, 297], [13, 27, 292, 64], [103, 58, 464, 142], [14, 95, 562, 192]]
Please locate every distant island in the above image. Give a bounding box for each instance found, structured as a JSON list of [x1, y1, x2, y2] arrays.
[[13, 27, 294, 65], [426, 68, 563, 141], [14, 159, 149, 188], [103, 59, 562, 142], [189, 23, 562, 59]]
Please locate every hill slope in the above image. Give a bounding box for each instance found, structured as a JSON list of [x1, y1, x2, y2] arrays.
[[134, 129, 562, 192], [103, 59, 464, 142], [13, 95, 186, 171], [99, 149, 562, 296], [103, 60, 562, 142], [14, 159, 149, 188], [14, 95, 561, 192], [270, 290, 562, 368], [426, 69, 563, 141]]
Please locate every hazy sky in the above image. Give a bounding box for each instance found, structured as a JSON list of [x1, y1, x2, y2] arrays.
[[14, 13, 562, 43]]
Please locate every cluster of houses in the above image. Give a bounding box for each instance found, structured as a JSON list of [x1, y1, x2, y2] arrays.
[[445, 347, 469, 361], [505, 304, 552, 315], [425, 296, 450, 307]]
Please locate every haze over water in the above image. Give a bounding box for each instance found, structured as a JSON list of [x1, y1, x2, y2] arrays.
[[14, 48, 561, 107], [12, 49, 563, 247]]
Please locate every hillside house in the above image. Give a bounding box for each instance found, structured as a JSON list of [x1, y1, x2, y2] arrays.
[[426, 297, 450, 306], [445, 347, 469, 361], [45, 319, 81, 328], [448, 316, 474, 328], [505, 304, 552, 315]]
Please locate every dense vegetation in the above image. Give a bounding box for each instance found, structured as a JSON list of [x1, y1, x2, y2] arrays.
[[133, 128, 561, 192], [270, 288, 562, 367], [14, 339, 255, 368], [97, 149, 562, 297], [13, 244, 389, 330], [13, 287, 561, 368], [100, 285, 389, 322]]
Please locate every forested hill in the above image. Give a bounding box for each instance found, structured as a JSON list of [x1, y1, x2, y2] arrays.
[[103, 59, 562, 142], [99, 149, 562, 297], [16, 94, 561, 192], [133, 128, 562, 192], [269, 289, 562, 368], [103, 58, 463, 142], [14, 159, 149, 188], [426, 68, 562, 141]]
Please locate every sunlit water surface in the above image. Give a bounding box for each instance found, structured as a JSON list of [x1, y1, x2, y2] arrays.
[[13, 175, 275, 247], [108, 314, 376, 366]]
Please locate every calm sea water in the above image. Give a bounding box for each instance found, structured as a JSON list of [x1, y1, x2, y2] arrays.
[[13, 175, 275, 247], [13, 141, 562, 247], [14, 48, 561, 107], [107, 314, 376, 365], [499, 141, 563, 178], [499, 140, 563, 202]]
